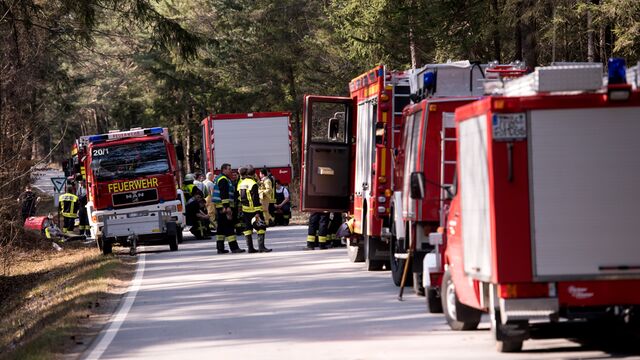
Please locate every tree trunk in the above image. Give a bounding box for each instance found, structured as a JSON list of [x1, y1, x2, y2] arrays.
[[514, 3, 523, 61], [520, 0, 538, 67], [491, 0, 502, 62], [408, 0, 420, 68], [587, 9, 595, 62], [286, 64, 301, 181]]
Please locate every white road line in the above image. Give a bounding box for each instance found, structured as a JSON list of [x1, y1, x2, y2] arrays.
[[83, 254, 146, 360]]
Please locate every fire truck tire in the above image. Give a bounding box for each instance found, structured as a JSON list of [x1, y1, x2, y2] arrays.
[[167, 222, 179, 251], [364, 236, 385, 271], [426, 286, 443, 313], [490, 307, 525, 353], [413, 273, 425, 296], [389, 232, 412, 286], [102, 238, 113, 255], [177, 226, 184, 244], [442, 269, 481, 331]]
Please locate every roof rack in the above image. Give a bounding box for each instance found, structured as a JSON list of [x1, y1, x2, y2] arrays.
[[503, 63, 603, 96]]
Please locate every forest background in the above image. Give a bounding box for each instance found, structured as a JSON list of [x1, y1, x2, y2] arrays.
[[1, 0, 640, 250]]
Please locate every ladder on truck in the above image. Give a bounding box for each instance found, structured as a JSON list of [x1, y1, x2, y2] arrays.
[[439, 112, 457, 223]]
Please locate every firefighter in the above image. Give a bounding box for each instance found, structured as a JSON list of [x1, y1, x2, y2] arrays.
[[76, 177, 90, 236], [266, 168, 277, 225], [230, 170, 244, 236], [182, 174, 196, 203], [273, 180, 290, 226], [185, 187, 212, 240], [213, 163, 245, 254], [58, 185, 79, 234], [306, 212, 330, 250], [17, 185, 39, 222], [203, 172, 217, 231], [238, 165, 271, 253], [258, 168, 274, 225], [327, 212, 345, 247]]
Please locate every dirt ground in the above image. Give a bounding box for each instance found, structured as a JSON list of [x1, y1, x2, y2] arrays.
[[0, 242, 135, 360]]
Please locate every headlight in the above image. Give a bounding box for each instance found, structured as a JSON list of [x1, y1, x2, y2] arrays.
[[165, 205, 178, 212]]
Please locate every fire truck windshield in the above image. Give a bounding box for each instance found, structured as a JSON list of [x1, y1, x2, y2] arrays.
[[90, 140, 169, 181]]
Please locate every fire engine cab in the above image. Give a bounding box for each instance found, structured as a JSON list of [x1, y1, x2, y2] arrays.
[[433, 60, 640, 352], [77, 127, 184, 255], [300, 65, 411, 270]]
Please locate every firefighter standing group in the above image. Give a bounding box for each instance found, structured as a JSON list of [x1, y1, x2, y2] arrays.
[[183, 164, 285, 254]]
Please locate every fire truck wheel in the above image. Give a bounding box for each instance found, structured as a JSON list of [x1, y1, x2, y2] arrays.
[[177, 226, 184, 244], [364, 236, 385, 271], [389, 234, 412, 286], [167, 222, 179, 251], [490, 307, 525, 353], [426, 286, 443, 313], [442, 269, 481, 331], [413, 273, 425, 296], [102, 238, 113, 255]]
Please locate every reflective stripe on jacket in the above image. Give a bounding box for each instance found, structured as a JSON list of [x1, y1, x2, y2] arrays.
[[58, 193, 79, 218], [238, 178, 261, 213], [213, 174, 234, 208]]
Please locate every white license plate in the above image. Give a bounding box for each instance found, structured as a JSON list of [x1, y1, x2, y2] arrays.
[[492, 113, 527, 140], [127, 211, 149, 218]]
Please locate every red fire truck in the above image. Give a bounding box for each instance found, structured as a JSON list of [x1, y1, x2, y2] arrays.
[[200, 112, 293, 184], [300, 65, 411, 270], [76, 127, 184, 255], [389, 62, 527, 306], [435, 62, 640, 351]]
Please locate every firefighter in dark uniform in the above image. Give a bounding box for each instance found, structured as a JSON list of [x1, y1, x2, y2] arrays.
[[58, 185, 79, 234], [273, 180, 290, 226], [213, 163, 245, 254], [182, 174, 196, 203], [230, 170, 244, 236], [327, 212, 344, 247], [185, 187, 212, 239], [306, 212, 330, 250], [237, 165, 272, 253], [76, 176, 90, 236]]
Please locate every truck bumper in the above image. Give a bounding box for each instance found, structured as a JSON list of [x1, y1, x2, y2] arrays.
[[88, 200, 184, 239], [499, 298, 559, 324]]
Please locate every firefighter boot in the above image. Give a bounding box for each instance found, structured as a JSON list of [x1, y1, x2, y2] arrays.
[[216, 239, 229, 254], [229, 239, 246, 253], [245, 235, 258, 253], [258, 234, 272, 253]]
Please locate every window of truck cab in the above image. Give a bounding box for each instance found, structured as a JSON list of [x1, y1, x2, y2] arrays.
[[90, 140, 170, 181]]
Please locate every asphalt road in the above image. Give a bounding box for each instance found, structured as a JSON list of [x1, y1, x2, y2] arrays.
[[77, 225, 640, 359]]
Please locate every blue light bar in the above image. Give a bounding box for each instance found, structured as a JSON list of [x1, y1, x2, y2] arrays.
[[608, 58, 627, 85], [88, 134, 108, 142], [144, 127, 164, 135]]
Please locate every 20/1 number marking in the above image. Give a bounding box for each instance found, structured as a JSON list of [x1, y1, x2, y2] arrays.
[[92, 148, 109, 156]]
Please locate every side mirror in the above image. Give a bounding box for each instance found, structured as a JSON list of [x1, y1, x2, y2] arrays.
[[90, 159, 100, 171], [328, 117, 339, 140], [410, 172, 425, 199], [175, 144, 185, 161]]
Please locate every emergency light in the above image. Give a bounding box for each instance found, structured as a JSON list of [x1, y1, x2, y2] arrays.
[[607, 58, 632, 101], [87, 127, 164, 143], [608, 58, 627, 85]]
